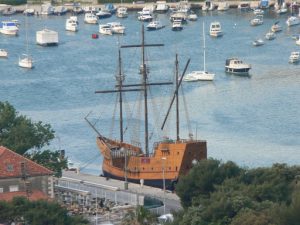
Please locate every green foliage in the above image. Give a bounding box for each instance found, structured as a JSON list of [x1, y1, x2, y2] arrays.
[[0, 197, 88, 225], [0, 0, 26, 5], [121, 206, 157, 225], [172, 159, 300, 225], [0, 101, 55, 155], [25, 150, 68, 177]]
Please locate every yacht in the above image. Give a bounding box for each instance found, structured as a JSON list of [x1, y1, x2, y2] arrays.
[[53, 6, 68, 15], [265, 31, 276, 40], [83, 6, 100, 14], [155, 1, 169, 13], [0, 21, 19, 36], [238, 2, 251, 11], [210, 21, 223, 37], [138, 13, 153, 22], [96, 9, 112, 19], [116, 7, 128, 18], [271, 22, 282, 32], [202, 0, 215, 11], [65, 16, 78, 32], [188, 11, 198, 21], [146, 20, 165, 30], [250, 15, 264, 26], [225, 58, 251, 75], [170, 12, 187, 22], [84, 13, 98, 24], [99, 24, 113, 35], [18, 54, 33, 69], [217, 1, 229, 11], [23, 8, 35, 16], [107, 22, 125, 34], [40, 3, 54, 15], [172, 20, 183, 31], [0, 49, 8, 58], [289, 51, 300, 63], [286, 16, 300, 27], [252, 38, 264, 46]]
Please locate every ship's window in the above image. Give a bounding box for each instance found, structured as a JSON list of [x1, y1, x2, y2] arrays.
[[177, 152, 179, 155], [151, 167, 153, 170], [0, 187, 3, 193], [142, 167, 144, 170], [169, 167, 171, 170], [176, 166, 178, 171]]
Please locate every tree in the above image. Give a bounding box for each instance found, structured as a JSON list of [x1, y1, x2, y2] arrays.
[[0, 101, 55, 155], [0, 197, 89, 225]]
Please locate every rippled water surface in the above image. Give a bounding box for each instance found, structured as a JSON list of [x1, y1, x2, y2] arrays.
[[1, 9, 299, 174]]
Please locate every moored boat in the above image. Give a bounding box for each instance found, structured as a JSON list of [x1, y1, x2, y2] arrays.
[[250, 15, 264, 26], [225, 58, 251, 75], [209, 21, 223, 37], [146, 20, 165, 30], [107, 22, 125, 34], [0, 21, 19, 36], [172, 19, 183, 31], [289, 51, 300, 63], [99, 24, 113, 35], [271, 21, 282, 32], [65, 16, 78, 32], [84, 13, 98, 24], [0, 49, 8, 58], [252, 38, 264, 46], [265, 31, 276, 40], [36, 29, 59, 46]]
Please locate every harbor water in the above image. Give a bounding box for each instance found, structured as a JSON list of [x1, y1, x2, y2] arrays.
[[0, 8, 300, 174]]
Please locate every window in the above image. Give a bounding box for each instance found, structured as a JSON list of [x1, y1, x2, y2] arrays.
[[9, 185, 19, 192], [6, 164, 14, 172], [0, 187, 3, 193]]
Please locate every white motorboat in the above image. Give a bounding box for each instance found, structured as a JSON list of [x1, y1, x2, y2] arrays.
[[210, 21, 223, 37], [107, 22, 125, 34], [53, 6, 68, 15], [276, 2, 288, 14], [252, 38, 264, 46], [253, 8, 264, 15], [96, 9, 112, 19], [84, 13, 98, 24], [172, 20, 183, 31], [83, 6, 100, 14], [250, 15, 264, 26], [155, 1, 169, 13], [0, 49, 8, 58], [202, 0, 215, 11], [184, 22, 215, 82], [99, 24, 112, 35], [296, 39, 300, 46], [36, 29, 59, 46], [0, 21, 19, 36], [117, 7, 128, 18], [18, 54, 33, 69], [138, 13, 153, 22], [66, 16, 78, 32], [265, 31, 276, 40], [188, 11, 198, 21], [225, 58, 251, 75], [40, 3, 54, 15], [23, 8, 35, 16], [2, 6, 16, 16], [289, 51, 300, 63], [146, 20, 165, 30], [217, 1, 229, 11], [170, 12, 187, 22], [286, 16, 300, 27], [238, 2, 251, 11], [271, 22, 282, 32]]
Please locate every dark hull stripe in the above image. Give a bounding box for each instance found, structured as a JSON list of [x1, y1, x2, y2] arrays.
[[103, 171, 176, 190]]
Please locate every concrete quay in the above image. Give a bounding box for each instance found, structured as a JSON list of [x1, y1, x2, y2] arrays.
[[1, 1, 281, 13]]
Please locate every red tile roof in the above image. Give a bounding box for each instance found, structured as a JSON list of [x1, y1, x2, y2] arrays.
[[0, 190, 49, 201], [0, 146, 53, 179]]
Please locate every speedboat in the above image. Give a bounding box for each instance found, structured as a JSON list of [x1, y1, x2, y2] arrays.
[[225, 58, 251, 75], [99, 24, 112, 35], [116, 7, 128, 18], [84, 13, 98, 24], [253, 8, 264, 15], [296, 39, 300, 46], [65, 16, 78, 32], [107, 22, 125, 34], [138, 13, 153, 22], [0, 21, 19, 36], [271, 22, 282, 32], [210, 21, 223, 37], [250, 15, 263, 26], [23, 8, 35, 16], [170, 12, 187, 23], [146, 20, 165, 31], [172, 20, 183, 31], [155, 1, 169, 13], [96, 9, 112, 19], [183, 71, 215, 81], [286, 16, 300, 27], [289, 51, 300, 63], [188, 11, 198, 21], [252, 38, 264, 46], [0, 49, 8, 58], [18, 54, 33, 69], [265, 31, 276, 40]]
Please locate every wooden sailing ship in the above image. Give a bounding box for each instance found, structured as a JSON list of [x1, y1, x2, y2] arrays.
[[86, 25, 207, 190]]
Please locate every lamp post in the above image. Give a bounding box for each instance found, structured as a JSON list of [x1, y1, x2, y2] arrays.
[[162, 157, 166, 215]]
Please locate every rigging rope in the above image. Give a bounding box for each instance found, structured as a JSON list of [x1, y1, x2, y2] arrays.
[[109, 93, 118, 139], [181, 86, 192, 138]]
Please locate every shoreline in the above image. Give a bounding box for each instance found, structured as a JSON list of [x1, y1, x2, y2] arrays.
[[0, 1, 281, 13]]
